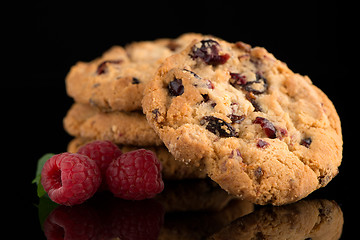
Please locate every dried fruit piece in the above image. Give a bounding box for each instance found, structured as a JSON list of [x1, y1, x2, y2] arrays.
[[228, 114, 245, 124], [300, 137, 312, 148], [200, 116, 236, 137], [168, 78, 184, 96], [244, 73, 268, 94], [246, 92, 262, 112], [96, 60, 122, 75], [190, 39, 230, 66], [132, 77, 140, 84], [253, 117, 277, 139], [257, 139, 269, 148], [229, 72, 247, 86]]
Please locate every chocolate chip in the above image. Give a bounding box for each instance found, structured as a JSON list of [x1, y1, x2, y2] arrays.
[[253, 117, 277, 139], [168, 78, 184, 96], [132, 77, 140, 84], [200, 116, 236, 137], [190, 39, 230, 66], [300, 137, 312, 148], [96, 60, 122, 75]]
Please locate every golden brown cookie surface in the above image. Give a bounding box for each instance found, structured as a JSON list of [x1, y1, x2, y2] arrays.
[[65, 33, 205, 111], [142, 36, 343, 205]]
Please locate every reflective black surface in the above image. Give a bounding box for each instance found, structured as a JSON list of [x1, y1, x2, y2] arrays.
[[29, 180, 352, 239], [10, 1, 355, 239], [36, 180, 344, 240]]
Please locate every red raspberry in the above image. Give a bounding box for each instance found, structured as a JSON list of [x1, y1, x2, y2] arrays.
[[41, 152, 101, 206], [77, 140, 122, 190], [106, 149, 164, 200]]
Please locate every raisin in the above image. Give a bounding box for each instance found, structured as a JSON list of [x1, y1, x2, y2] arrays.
[[190, 39, 230, 66], [168, 78, 184, 96], [253, 117, 277, 139], [243, 73, 268, 94], [300, 137, 312, 148], [200, 116, 236, 137], [96, 60, 122, 75]]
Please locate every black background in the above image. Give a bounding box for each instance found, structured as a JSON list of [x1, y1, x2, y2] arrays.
[[7, 1, 355, 238]]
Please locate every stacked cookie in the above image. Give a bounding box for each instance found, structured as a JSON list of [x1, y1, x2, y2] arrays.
[[64, 33, 343, 205], [63, 33, 207, 179]]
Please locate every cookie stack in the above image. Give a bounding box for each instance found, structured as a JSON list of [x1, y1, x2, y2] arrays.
[[63, 33, 207, 180], [64, 33, 343, 205]]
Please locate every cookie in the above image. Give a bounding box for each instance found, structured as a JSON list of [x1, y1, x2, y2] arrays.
[[63, 103, 163, 146], [65, 33, 205, 111], [209, 199, 343, 240], [142, 37, 343, 205], [67, 137, 207, 180]]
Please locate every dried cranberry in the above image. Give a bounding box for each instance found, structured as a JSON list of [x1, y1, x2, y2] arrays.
[[243, 73, 268, 95], [229, 72, 247, 86], [190, 40, 230, 66], [257, 139, 269, 148], [245, 92, 262, 112], [200, 116, 236, 137], [206, 80, 215, 89], [168, 78, 184, 96], [228, 114, 245, 124], [300, 137, 312, 148], [253, 117, 277, 139], [96, 60, 122, 75]]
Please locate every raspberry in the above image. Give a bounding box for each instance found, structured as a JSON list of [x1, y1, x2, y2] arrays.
[[77, 140, 122, 190], [41, 153, 101, 206], [106, 149, 164, 200]]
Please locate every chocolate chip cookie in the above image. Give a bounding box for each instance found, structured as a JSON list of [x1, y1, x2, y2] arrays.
[[142, 37, 343, 205], [65, 33, 204, 111]]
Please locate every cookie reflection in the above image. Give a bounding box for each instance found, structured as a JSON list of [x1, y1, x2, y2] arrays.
[[209, 199, 343, 240]]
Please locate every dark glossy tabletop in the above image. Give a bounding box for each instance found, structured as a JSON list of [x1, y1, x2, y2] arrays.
[[10, 1, 354, 239], [35, 179, 344, 240]]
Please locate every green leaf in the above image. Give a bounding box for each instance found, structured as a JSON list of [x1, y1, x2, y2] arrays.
[[32, 153, 55, 198], [34, 153, 55, 180], [37, 196, 59, 230]]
